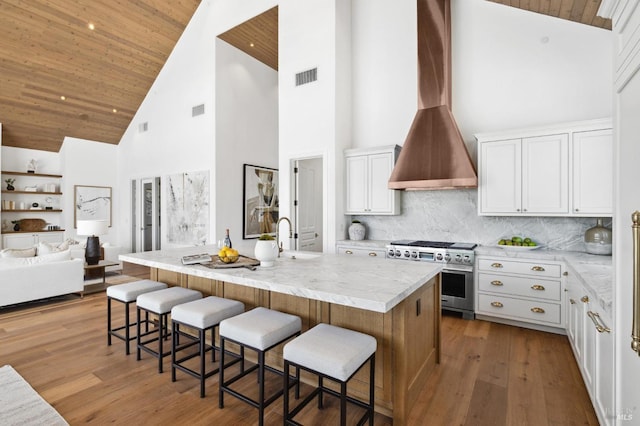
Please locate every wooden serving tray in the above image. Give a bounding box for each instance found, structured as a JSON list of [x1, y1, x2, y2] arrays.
[[201, 255, 260, 269]]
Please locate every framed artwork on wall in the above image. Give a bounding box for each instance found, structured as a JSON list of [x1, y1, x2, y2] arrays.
[[243, 164, 279, 239], [74, 185, 112, 228]]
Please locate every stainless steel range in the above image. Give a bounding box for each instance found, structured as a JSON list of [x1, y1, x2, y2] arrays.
[[386, 240, 477, 319]]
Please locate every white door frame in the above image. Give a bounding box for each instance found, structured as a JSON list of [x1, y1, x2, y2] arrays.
[[291, 154, 325, 252]]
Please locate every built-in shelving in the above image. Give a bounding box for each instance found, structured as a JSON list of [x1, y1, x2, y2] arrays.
[[1, 209, 62, 213]]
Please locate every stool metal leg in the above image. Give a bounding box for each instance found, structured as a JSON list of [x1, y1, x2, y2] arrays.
[[124, 300, 131, 354], [258, 350, 265, 426], [171, 322, 178, 382], [340, 381, 347, 426], [199, 328, 206, 398], [107, 297, 112, 346], [369, 356, 375, 426], [318, 376, 324, 409], [219, 337, 225, 408], [136, 307, 142, 360]]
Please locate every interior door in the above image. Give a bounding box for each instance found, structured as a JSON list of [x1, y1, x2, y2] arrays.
[[132, 177, 161, 252], [295, 158, 323, 252]]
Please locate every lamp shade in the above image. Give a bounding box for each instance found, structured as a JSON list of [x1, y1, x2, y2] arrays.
[[77, 220, 108, 236]]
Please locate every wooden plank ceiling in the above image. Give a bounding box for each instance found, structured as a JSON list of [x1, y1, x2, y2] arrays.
[[0, 0, 201, 152], [487, 0, 612, 30], [0, 2, 609, 154], [218, 7, 279, 71]]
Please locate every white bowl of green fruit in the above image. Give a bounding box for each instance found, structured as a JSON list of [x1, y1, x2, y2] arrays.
[[497, 236, 541, 250]]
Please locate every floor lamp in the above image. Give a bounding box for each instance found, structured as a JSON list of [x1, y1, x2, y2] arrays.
[[77, 220, 109, 265]]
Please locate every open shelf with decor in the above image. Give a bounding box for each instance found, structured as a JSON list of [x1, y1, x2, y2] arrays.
[[1, 170, 64, 246]]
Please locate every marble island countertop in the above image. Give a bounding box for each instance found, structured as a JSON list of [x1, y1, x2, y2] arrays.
[[120, 245, 442, 313], [475, 245, 613, 315]]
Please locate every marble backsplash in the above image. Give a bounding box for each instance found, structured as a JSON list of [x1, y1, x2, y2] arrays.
[[352, 189, 611, 252]]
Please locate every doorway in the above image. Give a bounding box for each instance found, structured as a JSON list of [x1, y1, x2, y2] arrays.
[[131, 177, 161, 252], [294, 157, 323, 252]]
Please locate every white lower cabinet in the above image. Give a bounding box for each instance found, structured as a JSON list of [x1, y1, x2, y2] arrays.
[[565, 268, 613, 426], [336, 243, 385, 258], [475, 256, 564, 331], [2, 232, 64, 249]]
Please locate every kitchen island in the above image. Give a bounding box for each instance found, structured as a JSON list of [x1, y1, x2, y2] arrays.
[[120, 246, 442, 425]]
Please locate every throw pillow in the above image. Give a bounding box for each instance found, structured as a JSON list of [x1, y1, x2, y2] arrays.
[[37, 240, 70, 255], [13, 249, 71, 265], [0, 247, 36, 258]]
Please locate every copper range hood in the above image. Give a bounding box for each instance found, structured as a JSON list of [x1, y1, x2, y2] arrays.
[[388, 0, 477, 190]]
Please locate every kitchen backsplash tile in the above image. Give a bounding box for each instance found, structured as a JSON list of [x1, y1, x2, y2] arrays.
[[352, 189, 609, 252]]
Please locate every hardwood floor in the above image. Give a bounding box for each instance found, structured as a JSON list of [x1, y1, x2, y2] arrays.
[[0, 281, 598, 425]]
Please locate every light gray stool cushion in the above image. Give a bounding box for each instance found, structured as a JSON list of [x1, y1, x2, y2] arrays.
[[106, 280, 168, 302], [171, 296, 244, 329], [136, 287, 202, 314], [284, 323, 377, 382], [219, 307, 301, 350]]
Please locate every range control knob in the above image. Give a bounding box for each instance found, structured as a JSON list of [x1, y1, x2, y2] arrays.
[[444, 253, 451, 261], [404, 250, 411, 258], [455, 254, 462, 262], [436, 253, 443, 261], [395, 250, 401, 257], [388, 249, 395, 257], [463, 255, 471, 263], [411, 251, 418, 259]]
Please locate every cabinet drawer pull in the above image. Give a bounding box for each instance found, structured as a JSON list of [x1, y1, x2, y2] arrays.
[[531, 266, 546, 272], [581, 295, 589, 303], [587, 311, 611, 333], [368, 252, 377, 257], [491, 262, 503, 268], [491, 301, 504, 308], [345, 250, 353, 255], [531, 284, 545, 291], [531, 307, 545, 314], [570, 298, 576, 305], [491, 280, 503, 286]]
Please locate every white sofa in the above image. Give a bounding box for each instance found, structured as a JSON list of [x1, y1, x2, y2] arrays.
[[0, 253, 84, 307]]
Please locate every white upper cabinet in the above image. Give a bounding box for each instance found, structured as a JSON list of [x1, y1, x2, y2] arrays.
[[345, 145, 401, 215], [572, 129, 613, 215], [477, 119, 612, 217]]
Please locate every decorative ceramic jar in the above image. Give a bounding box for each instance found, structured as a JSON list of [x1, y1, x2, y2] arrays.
[[254, 239, 278, 267], [348, 221, 366, 241], [584, 218, 612, 255]]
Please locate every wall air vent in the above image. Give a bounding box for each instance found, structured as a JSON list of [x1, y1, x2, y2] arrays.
[[295, 68, 317, 86], [192, 104, 205, 117], [139, 122, 148, 133]]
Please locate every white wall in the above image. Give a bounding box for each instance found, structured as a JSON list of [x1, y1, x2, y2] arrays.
[[59, 137, 118, 245], [0, 141, 118, 247], [279, 0, 351, 251], [116, 0, 277, 251], [351, 0, 613, 154], [349, 0, 613, 245], [215, 38, 278, 244]]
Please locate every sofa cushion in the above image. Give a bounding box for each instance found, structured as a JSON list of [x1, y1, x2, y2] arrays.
[[0, 249, 71, 267], [37, 240, 70, 255], [0, 247, 36, 258]]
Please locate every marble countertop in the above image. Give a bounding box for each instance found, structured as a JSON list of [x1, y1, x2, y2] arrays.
[[120, 245, 442, 313], [476, 245, 612, 315], [336, 240, 390, 249]]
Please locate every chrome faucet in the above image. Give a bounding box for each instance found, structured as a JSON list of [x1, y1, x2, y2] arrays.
[[276, 216, 292, 257]]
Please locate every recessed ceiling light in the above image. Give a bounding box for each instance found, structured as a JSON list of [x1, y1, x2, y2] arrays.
[[250, 42, 255, 47], [88, 22, 95, 30], [60, 96, 66, 100], [112, 108, 118, 113]]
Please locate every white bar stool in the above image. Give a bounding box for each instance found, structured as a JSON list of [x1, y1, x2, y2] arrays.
[[218, 307, 302, 426], [106, 279, 168, 355], [283, 323, 377, 426], [170, 296, 245, 397], [136, 287, 202, 373]]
